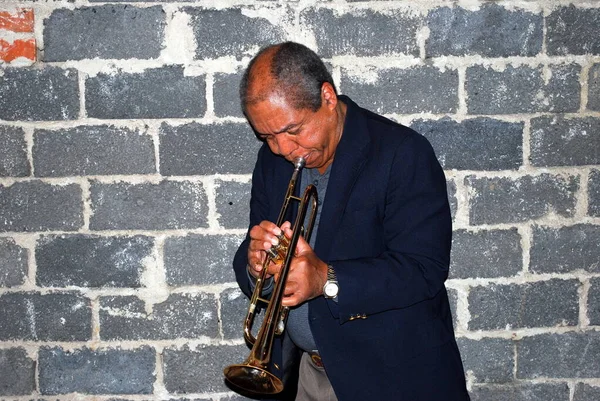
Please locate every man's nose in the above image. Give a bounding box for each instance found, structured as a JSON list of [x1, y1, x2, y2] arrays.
[[274, 136, 297, 157]]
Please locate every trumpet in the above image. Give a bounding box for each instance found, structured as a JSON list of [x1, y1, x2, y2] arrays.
[[224, 157, 318, 395]]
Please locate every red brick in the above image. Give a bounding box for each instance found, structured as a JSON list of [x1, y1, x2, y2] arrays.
[[0, 38, 36, 62], [0, 9, 34, 33]]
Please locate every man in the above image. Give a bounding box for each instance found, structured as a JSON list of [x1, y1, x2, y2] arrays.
[[231, 42, 470, 400]]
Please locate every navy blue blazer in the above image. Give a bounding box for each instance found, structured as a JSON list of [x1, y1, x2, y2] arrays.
[[233, 96, 469, 400]]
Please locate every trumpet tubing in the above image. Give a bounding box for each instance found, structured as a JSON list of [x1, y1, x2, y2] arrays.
[[223, 157, 318, 395]]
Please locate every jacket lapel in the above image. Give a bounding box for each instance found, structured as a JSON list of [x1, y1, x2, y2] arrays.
[[314, 96, 370, 261]]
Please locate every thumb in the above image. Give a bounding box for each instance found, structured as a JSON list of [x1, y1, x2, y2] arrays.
[[281, 224, 312, 256]]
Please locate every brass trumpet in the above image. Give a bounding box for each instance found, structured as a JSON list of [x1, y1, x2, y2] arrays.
[[224, 157, 318, 395]]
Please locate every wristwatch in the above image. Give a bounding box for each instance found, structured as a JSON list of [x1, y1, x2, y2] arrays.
[[323, 264, 339, 299]]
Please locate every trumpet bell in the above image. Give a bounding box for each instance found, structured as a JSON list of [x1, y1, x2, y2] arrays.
[[224, 364, 283, 395]]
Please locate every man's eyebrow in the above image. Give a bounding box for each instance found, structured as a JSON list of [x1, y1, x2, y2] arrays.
[[273, 123, 300, 135]]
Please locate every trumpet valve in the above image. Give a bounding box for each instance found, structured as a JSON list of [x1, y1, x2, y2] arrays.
[[266, 233, 289, 264]]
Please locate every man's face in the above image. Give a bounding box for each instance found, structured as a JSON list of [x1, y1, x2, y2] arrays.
[[245, 89, 341, 172]]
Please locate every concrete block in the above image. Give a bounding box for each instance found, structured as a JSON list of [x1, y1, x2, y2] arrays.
[[589, 277, 600, 326], [99, 294, 218, 340], [547, 6, 600, 55], [468, 279, 579, 330], [0, 67, 79, 121], [517, 331, 600, 378], [341, 66, 458, 114], [530, 116, 600, 167], [470, 383, 570, 401], [36, 234, 153, 287], [86, 66, 206, 119], [574, 384, 600, 401], [89, 180, 208, 230], [301, 8, 420, 57], [457, 337, 514, 383], [159, 122, 261, 176], [0, 126, 29, 177], [187, 7, 285, 59], [0, 292, 91, 341], [163, 344, 250, 393], [43, 6, 165, 61], [215, 180, 251, 229], [0, 237, 27, 287], [530, 224, 600, 274], [0, 348, 35, 396], [412, 118, 523, 170], [39, 346, 155, 394], [426, 4, 542, 57], [220, 288, 249, 340], [0, 181, 83, 232], [214, 71, 244, 118], [164, 234, 243, 286], [589, 64, 600, 111], [466, 64, 580, 114], [450, 228, 522, 279], [590, 169, 600, 217], [466, 174, 578, 225], [33, 125, 156, 177]]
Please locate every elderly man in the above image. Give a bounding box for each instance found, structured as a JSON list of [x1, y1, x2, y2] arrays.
[[230, 42, 470, 401]]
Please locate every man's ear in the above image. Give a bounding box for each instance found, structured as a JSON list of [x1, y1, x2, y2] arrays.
[[321, 82, 338, 110]]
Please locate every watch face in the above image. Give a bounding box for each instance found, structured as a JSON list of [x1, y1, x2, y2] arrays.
[[324, 282, 338, 297]]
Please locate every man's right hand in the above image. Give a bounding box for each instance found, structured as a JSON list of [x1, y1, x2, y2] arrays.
[[247, 220, 286, 279]]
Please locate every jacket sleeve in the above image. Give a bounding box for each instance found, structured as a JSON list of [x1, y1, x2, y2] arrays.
[[331, 133, 452, 323]]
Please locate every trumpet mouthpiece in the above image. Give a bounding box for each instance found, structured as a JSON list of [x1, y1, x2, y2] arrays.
[[294, 157, 306, 170]]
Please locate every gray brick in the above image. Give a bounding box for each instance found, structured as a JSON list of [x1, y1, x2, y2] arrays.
[[590, 169, 600, 217], [447, 287, 458, 328], [220, 288, 249, 340], [89, 180, 208, 230], [164, 234, 242, 286], [412, 118, 523, 171], [466, 64, 580, 114], [517, 331, 600, 378], [447, 180, 457, 221], [0, 348, 35, 396], [530, 224, 600, 274], [574, 383, 600, 401], [214, 71, 244, 118], [470, 383, 570, 401], [457, 338, 514, 383], [589, 278, 600, 326], [99, 293, 218, 340], [86, 66, 206, 119], [426, 5, 542, 57], [187, 8, 285, 60], [530, 116, 600, 167], [0, 292, 91, 341], [163, 344, 248, 393], [39, 346, 155, 395], [547, 6, 600, 55], [36, 234, 153, 287], [43, 6, 165, 61], [450, 228, 522, 279], [0, 237, 27, 287], [159, 122, 261, 176], [33, 125, 155, 177], [0, 126, 29, 177], [468, 279, 579, 330], [301, 8, 420, 57], [216, 180, 251, 229], [341, 66, 458, 114], [0, 181, 83, 232], [0, 67, 79, 121], [467, 174, 579, 225], [590, 64, 600, 111]]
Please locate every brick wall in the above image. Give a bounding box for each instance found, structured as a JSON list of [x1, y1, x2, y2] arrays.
[[0, 1, 599, 400]]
